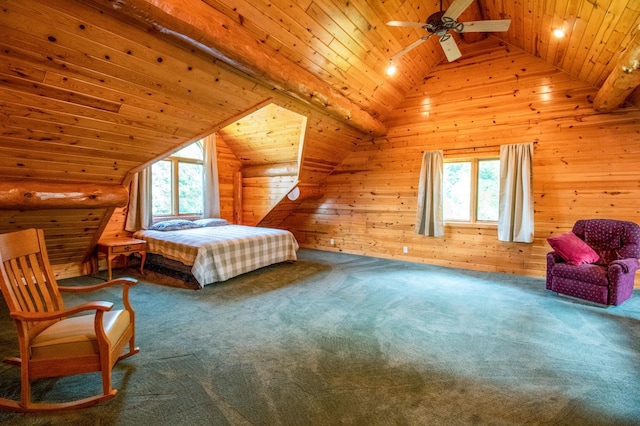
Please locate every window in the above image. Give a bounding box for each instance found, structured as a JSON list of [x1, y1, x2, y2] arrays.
[[443, 157, 500, 223], [152, 142, 204, 218]]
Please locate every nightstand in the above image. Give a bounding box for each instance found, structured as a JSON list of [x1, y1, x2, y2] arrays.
[[96, 238, 147, 281]]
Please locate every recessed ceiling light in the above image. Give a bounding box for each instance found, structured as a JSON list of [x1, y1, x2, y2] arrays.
[[386, 62, 397, 76], [553, 28, 565, 38]]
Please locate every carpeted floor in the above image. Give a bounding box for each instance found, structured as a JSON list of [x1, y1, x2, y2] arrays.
[[0, 249, 639, 425]]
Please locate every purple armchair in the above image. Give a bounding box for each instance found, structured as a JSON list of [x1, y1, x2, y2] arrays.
[[546, 219, 640, 306]]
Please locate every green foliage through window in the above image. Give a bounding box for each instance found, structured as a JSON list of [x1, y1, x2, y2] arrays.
[[443, 158, 499, 223], [151, 141, 204, 218], [152, 161, 172, 215], [178, 163, 203, 214], [477, 160, 499, 221], [443, 162, 471, 221]]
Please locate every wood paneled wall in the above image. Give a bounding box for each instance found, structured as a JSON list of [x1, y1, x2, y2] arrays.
[[284, 37, 640, 280], [216, 136, 243, 223], [242, 176, 297, 225]]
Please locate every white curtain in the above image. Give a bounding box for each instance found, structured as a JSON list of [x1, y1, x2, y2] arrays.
[[498, 143, 534, 243], [125, 167, 153, 232], [202, 133, 221, 218], [416, 150, 444, 237]]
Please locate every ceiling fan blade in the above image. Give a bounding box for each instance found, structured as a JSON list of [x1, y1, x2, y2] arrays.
[[459, 20, 512, 33], [386, 20, 426, 28], [439, 36, 462, 62], [442, 0, 474, 21], [390, 36, 431, 62]]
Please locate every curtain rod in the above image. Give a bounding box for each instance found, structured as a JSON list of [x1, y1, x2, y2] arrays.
[[424, 141, 538, 154]]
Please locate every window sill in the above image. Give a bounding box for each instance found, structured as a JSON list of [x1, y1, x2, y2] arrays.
[[444, 222, 497, 229]]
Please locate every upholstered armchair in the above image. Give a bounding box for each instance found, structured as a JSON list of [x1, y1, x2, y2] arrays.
[[546, 219, 640, 306]]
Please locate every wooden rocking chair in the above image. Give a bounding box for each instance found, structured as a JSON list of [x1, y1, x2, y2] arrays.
[[0, 228, 139, 412]]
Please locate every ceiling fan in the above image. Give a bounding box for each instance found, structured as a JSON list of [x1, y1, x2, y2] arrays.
[[386, 0, 511, 63]]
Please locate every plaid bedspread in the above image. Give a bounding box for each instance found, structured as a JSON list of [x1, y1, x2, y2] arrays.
[[133, 225, 299, 287]]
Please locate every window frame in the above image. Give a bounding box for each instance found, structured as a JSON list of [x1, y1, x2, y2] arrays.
[[443, 153, 500, 225], [152, 141, 204, 221]]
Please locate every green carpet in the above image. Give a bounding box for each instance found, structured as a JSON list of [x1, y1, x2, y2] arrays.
[[0, 249, 639, 425]]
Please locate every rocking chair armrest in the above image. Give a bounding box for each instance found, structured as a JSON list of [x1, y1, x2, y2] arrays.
[[59, 277, 138, 293], [10, 301, 114, 322]]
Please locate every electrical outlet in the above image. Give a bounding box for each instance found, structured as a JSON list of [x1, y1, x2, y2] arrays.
[[330, 239, 335, 245], [403, 246, 408, 254]]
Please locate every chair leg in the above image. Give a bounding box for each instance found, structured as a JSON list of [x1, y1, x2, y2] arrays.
[[21, 360, 31, 410], [101, 363, 113, 397], [118, 329, 140, 361]]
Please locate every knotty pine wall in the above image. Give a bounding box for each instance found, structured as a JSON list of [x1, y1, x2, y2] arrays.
[[242, 176, 297, 225], [216, 136, 243, 223], [284, 38, 640, 281], [219, 133, 298, 226]]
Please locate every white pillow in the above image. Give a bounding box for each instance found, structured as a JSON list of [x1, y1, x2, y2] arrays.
[[193, 218, 230, 227]]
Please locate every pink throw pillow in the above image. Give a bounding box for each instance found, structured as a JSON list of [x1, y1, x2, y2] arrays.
[[547, 232, 600, 265]]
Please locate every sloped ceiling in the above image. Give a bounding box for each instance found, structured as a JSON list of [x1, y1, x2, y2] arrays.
[[96, 0, 640, 124], [218, 104, 304, 167], [81, 0, 640, 175]]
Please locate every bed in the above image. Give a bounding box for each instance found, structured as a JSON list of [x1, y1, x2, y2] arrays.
[[133, 220, 299, 288]]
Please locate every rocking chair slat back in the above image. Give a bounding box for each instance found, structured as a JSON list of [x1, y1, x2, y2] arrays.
[[0, 230, 64, 333]]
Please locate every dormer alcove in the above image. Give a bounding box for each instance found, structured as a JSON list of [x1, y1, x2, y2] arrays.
[[217, 103, 307, 226]]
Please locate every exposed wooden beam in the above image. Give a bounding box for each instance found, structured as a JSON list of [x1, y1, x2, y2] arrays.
[[241, 162, 298, 178], [0, 181, 129, 210], [593, 25, 640, 113], [93, 0, 387, 137]]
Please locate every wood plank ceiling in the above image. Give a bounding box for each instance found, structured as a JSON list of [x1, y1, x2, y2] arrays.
[[1, 0, 639, 270], [136, 0, 640, 118], [90, 0, 640, 129], [218, 103, 304, 167]]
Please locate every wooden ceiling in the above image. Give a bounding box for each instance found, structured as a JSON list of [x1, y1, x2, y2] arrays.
[[107, 0, 639, 124], [218, 103, 305, 167], [74, 0, 640, 137], [2, 0, 637, 179]]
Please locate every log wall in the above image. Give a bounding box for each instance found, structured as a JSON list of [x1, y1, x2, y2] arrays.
[[284, 38, 640, 281]]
